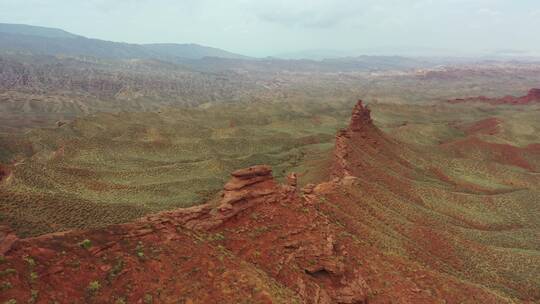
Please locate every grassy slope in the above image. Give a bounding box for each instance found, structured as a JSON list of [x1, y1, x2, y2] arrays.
[[0, 101, 353, 236], [365, 102, 540, 300]]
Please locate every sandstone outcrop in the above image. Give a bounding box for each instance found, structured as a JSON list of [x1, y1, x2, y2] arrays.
[[146, 165, 280, 231], [348, 99, 373, 132], [0, 163, 371, 303]]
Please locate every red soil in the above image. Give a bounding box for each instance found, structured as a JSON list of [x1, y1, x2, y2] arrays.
[[441, 136, 535, 171], [0, 101, 537, 303], [448, 88, 540, 105], [0, 164, 10, 182], [429, 166, 499, 194], [460, 117, 501, 136]]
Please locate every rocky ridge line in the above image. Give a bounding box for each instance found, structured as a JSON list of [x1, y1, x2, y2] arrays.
[[1, 164, 370, 303], [332, 99, 382, 178], [448, 88, 540, 105]]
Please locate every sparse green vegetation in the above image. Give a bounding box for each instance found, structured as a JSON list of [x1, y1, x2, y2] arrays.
[[79, 239, 92, 249], [143, 293, 153, 304], [0, 269, 17, 277], [0, 281, 12, 291], [28, 290, 39, 304], [136, 242, 145, 259], [0, 62, 539, 303], [0, 101, 349, 237], [207, 232, 226, 242], [23, 256, 36, 267], [114, 298, 126, 304], [87, 280, 101, 295], [107, 259, 124, 284]]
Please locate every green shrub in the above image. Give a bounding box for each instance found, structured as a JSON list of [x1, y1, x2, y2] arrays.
[[135, 242, 145, 259], [23, 256, 36, 267], [115, 298, 126, 304], [0, 269, 17, 277], [143, 293, 153, 304], [0, 281, 12, 291], [87, 280, 101, 295], [79, 239, 92, 249]]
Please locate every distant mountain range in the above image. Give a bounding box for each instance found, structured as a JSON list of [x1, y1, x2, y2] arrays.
[[277, 47, 540, 61], [2, 23, 539, 63], [0, 23, 249, 60]]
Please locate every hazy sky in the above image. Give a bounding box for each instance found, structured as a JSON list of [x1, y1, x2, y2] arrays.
[[1, 0, 540, 56]]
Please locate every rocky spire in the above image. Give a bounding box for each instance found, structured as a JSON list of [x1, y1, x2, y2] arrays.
[[332, 99, 386, 178], [349, 100, 372, 132]]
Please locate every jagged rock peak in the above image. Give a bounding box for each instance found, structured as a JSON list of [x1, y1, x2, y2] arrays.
[[349, 100, 373, 132]]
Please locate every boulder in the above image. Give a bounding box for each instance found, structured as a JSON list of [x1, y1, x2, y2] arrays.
[[287, 172, 298, 188]]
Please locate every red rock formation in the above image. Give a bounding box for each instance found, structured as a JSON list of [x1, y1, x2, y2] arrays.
[[0, 165, 370, 303], [331, 100, 412, 180], [145, 165, 280, 231], [348, 100, 373, 132], [0, 101, 535, 304], [448, 88, 540, 105], [332, 100, 379, 177]]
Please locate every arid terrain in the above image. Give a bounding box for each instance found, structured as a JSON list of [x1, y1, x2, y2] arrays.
[[1, 23, 540, 304], [1, 98, 539, 303]]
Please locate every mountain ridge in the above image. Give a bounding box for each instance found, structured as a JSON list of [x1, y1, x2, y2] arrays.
[[0, 23, 248, 60]]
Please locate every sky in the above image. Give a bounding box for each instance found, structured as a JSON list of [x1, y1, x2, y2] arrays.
[[1, 0, 540, 57]]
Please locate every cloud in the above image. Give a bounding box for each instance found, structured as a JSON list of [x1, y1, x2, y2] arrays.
[[477, 8, 502, 16], [249, 0, 375, 28]]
